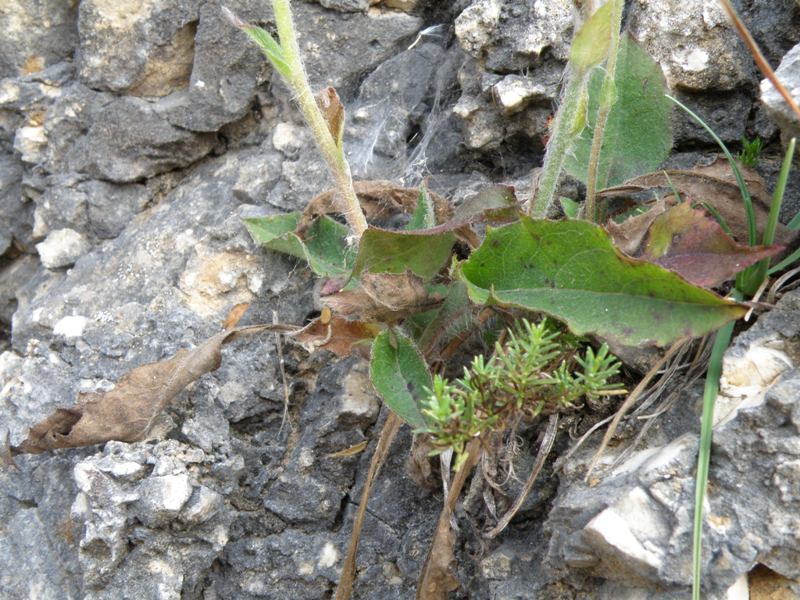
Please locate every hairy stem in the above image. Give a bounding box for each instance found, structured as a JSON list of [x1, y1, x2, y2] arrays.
[[583, 0, 624, 222], [530, 71, 587, 218], [272, 0, 368, 236]]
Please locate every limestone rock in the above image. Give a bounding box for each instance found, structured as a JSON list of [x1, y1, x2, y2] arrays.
[[1, 0, 800, 598], [317, 0, 370, 12], [545, 289, 800, 599], [36, 228, 91, 269], [0, 150, 28, 254], [78, 0, 200, 97], [452, 0, 568, 151], [0, 0, 78, 78], [71, 440, 237, 594], [48, 87, 217, 182], [628, 0, 755, 91], [455, 0, 573, 70], [760, 42, 800, 140]]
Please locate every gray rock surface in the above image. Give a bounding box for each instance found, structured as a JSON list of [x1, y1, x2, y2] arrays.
[[78, 0, 201, 97], [452, 0, 568, 153], [545, 290, 800, 599], [628, 0, 755, 92], [36, 228, 91, 269], [761, 41, 800, 140], [0, 0, 78, 78], [1, 0, 800, 599]]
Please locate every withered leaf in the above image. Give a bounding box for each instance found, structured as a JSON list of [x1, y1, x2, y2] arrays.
[[223, 302, 250, 329], [302, 180, 452, 233], [326, 439, 369, 458], [323, 271, 441, 322], [611, 202, 783, 287], [315, 86, 345, 149], [605, 198, 666, 255], [600, 157, 798, 248], [12, 323, 299, 456], [417, 517, 458, 600], [293, 314, 380, 358], [416, 440, 480, 600]]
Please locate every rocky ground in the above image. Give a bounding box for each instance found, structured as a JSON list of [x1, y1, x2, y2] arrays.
[[1, 1, 800, 599]]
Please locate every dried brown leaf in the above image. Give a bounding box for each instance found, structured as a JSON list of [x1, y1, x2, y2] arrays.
[[600, 157, 799, 248], [11, 324, 299, 455], [416, 440, 480, 600], [293, 314, 380, 358], [323, 271, 441, 322], [326, 439, 369, 458], [640, 202, 783, 287], [223, 302, 250, 329], [605, 198, 666, 255], [315, 86, 345, 148], [302, 180, 452, 233]]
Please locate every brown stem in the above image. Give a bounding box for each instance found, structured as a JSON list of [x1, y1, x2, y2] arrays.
[[718, 0, 800, 123], [335, 412, 402, 600], [416, 439, 481, 600]]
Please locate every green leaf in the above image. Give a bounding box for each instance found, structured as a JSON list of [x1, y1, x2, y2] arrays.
[[570, 0, 613, 73], [369, 330, 431, 428], [409, 280, 472, 352], [241, 25, 292, 79], [559, 197, 581, 219], [406, 186, 437, 230], [459, 218, 746, 347], [565, 34, 673, 188], [244, 213, 355, 277], [352, 227, 455, 280]]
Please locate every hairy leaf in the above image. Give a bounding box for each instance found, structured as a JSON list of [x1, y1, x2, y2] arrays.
[[565, 34, 673, 188], [570, 0, 613, 73], [407, 186, 437, 230], [223, 8, 292, 79], [410, 281, 472, 354], [559, 197, 582, 219], [352, 227, 455, 280], [459, 218, 747, 347], [454, 185, 519, 223], [244, 212, 354, 277], [369, 330, 431, 428]]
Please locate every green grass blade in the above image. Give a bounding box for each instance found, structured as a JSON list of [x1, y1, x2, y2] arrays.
[[769, 246, 800, 275], [666, 95, 756, 246], [787, 210, 800, 230], [738, 138, 796, 290], [744, 138, 797, 288], [692, 317, 736, 600], [699, 202, 734, 237], [763, 137, 796, 247]]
